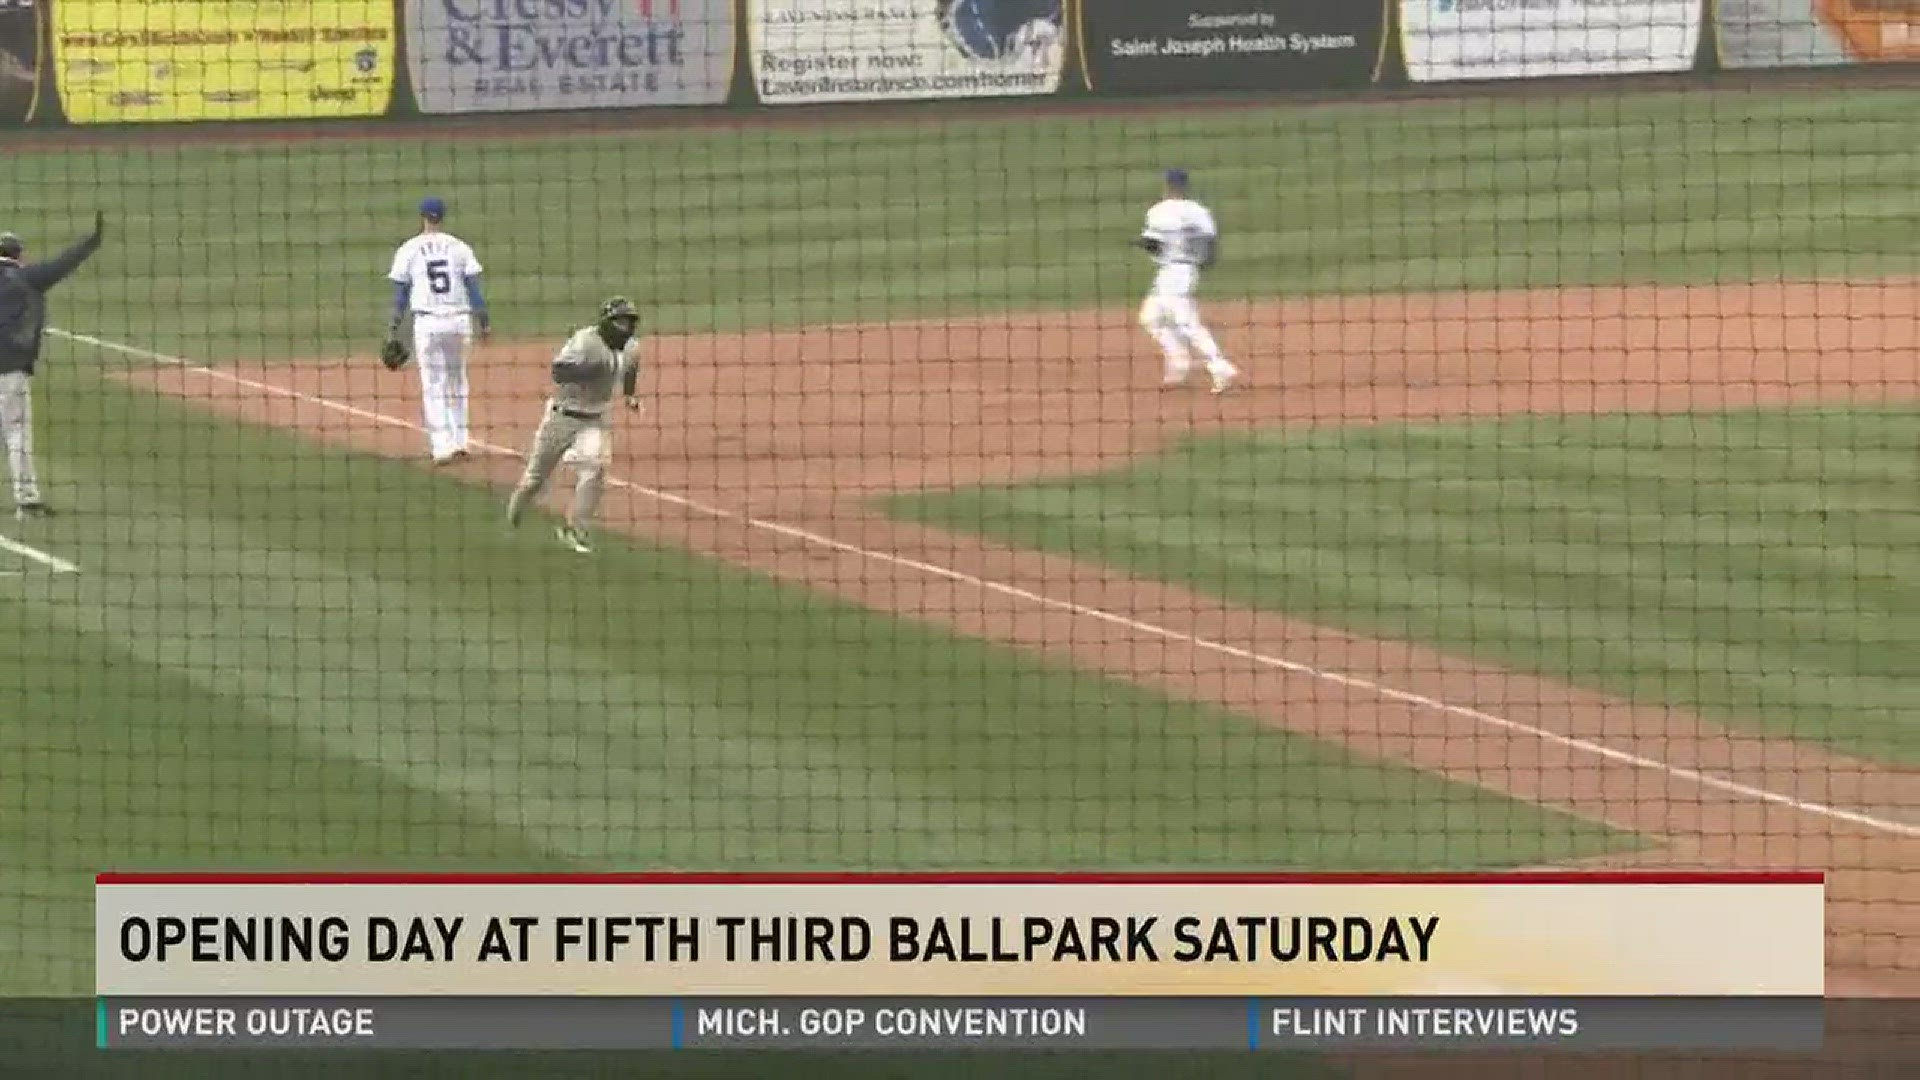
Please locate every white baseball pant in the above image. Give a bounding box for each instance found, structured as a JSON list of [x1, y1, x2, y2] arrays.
[[0, 371, 40, 507], [411, 312, 472, 459], [1140, 264, 1237, 388]]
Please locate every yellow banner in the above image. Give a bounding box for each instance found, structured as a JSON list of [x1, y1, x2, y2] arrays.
[[53, 0, 394, 124], [95, 876, 1824, 997]]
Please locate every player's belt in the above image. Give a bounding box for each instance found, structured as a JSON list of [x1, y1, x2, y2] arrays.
[[551, 404, 601, 421]]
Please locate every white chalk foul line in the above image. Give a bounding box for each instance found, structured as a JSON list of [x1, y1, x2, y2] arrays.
[[54, 327, 1920, 839], [0, 533, 81, 574]]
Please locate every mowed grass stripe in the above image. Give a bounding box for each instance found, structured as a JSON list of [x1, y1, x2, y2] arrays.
[[0, 371, 1628, 989], [23, 439, 1056, 866], [0, 615, 568, 997], [59, 417, 1590, 870], [8, 488, 752, 861], [890, 407, 1920, 763], [11, 88, 1920, 358]]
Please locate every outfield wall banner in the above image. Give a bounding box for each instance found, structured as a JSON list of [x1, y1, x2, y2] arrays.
[[53, 1, 396, 124], [1078, 1, 1386, 92], [0, 0, 40, 123], [1717, 0, 1920, 67], [1400, 0, 1703, 83], [405, 0, 734, 115], [751, 0, 1066, 105]]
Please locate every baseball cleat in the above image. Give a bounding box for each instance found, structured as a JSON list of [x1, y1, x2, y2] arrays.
[[557, 525, 593, 555], [13, 502, 51, 520], [1211, 373, 1238, 395], [1161, 367, 1193, 388]]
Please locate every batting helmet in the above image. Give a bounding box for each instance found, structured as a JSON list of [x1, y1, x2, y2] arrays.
[[599, 297, 638, 324], [597, 296, 639, 347], [0, 233, 21, 260]]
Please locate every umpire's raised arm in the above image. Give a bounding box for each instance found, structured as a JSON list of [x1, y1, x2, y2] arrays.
[[20, 212, 106, 294]]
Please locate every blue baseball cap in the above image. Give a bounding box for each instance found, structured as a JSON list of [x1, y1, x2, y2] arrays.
[[419, 196, 446, 221], [1165, 168, 1189, 185]]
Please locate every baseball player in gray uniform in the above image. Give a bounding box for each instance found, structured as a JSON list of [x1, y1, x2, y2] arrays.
[[505, 298, 642, 555]]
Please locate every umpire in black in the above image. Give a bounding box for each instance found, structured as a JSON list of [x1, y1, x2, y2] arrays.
[[0, 212, 105, 519]]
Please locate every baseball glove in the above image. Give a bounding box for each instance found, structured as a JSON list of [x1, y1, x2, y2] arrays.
[[379, 336, 411, 371]]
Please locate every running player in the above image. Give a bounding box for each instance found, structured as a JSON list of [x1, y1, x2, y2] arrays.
[[504, 298, 642, 555]]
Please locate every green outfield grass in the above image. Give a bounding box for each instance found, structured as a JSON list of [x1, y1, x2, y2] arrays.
[[7, 87, 1920, 359], [889, 406, 1920, 764], [0, 366, 1623, 997]]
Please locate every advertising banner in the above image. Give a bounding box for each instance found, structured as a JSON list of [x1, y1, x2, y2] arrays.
[[1078, 1, 1387, 93], [1400, 0, 1703, 82], [751, 0, 1066, 104], [0, 0, 39, 123], [1718, 0, 1920, 67], [406, 0, 735, 115], [53, 1, 396, 124]]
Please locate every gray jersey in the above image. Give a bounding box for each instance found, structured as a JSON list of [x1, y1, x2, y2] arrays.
[[549, 327, 637, 413]]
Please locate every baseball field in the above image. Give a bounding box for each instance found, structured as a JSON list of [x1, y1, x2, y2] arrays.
[[3, 83, 1918, 1071]]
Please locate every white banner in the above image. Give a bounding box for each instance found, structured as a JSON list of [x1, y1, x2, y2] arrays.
[[1401, 0, 1703, 82], [406, 0, 734, 115], [750, 0, 1065, 105]]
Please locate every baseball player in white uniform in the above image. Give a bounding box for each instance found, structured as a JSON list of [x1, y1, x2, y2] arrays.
[[1136, 168, 1238, 394], [386, 196, 489, 464]]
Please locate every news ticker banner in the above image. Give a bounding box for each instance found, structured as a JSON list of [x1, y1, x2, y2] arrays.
[[750, 0, 1066, 105], [1077, 0, 1388, 93], [99, 996, 1823, 1051], [52, 0, 396, 124], [1717, 0, 1920, 68], [0, 0, 38, 123], [1400, 0, 1704, 83], [97, 872, 1824, 999], [405, 0, 734, 115]]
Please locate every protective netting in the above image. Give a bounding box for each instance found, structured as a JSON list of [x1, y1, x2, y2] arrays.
[[1, 0, 1914, 1073]]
